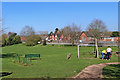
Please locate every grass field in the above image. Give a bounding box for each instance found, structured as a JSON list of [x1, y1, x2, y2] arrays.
[[103, 64, 120, 78], [1, 44, 119, 78]]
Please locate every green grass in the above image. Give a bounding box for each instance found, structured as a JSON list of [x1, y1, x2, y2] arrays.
[[103, 64, 120, 78], [1, 44, 119, 78]]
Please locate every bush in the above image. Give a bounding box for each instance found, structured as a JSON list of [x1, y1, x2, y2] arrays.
[[5, 38, 10, 46], [2, 34, 7, 46], [2, 33, 21, 47], [2, 38, 6, 46], [9, 33, 17, 45], [43, 40, 46, 45], [25, 41, 36, 46], [25, 35, 42, 46], [13, 35, 21, 44]]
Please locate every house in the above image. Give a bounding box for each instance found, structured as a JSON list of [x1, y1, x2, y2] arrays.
[[49, 28, 118, 42], [60, 34, 64, 40], [67, 34, 71, 40], [80, 30, 118, 42], [99, 31, 118, 42], [21, 36, 26, 41], [49, 30, 65, 41], [80, 31, 94, 42], [102, 37, 118, 42]]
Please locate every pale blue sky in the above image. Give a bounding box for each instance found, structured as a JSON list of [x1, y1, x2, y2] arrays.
[[2, 2, 118, 34], [2, 0, 119, 2]]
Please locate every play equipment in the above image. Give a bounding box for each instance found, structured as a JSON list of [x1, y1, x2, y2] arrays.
[[13, 54, 40, 66]]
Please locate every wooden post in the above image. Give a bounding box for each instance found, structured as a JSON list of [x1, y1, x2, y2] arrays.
[[78, 45, 79, 58]]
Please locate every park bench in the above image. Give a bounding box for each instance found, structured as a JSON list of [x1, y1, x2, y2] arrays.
[[13, 54, 23, 63], [13, 54, 40, 65], [25, 54, 40, 63], [25, 54, 40, 59]]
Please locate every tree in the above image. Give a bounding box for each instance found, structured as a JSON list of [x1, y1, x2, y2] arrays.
[[25, 35, 42, 46], [61, 23, 81, 58], [0, 18, 2, 46], [87, 19, 107, 38], [87, 19, 107, 58], [0, 18, 2, 34], [8, 33, 17, 45], [61, 26, 72, 37], [0, 18, 8, 35], [61, 23, 81, 46], [70, 23, 81, 46], [5, 38, 9, 46], [0, 36, 1, 46], [13, 35, 21, 44], [20, 26, 42, 46], [2, 34, 7, 46], [43, 39, 46, 45], [2, 33, 21, 46], [55, 28, 59, 34], [111, 31, 119, 37], [48, 31, 53, 37], [20, 26, 35, 37]]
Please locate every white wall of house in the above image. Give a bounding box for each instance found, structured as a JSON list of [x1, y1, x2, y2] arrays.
[[104, 37, 115, 39]]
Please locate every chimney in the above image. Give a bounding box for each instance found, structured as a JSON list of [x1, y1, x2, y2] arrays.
[[89, 28, 91, 31]]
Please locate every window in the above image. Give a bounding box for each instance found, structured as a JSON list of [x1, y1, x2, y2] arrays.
[[82, 36, 86, 41]]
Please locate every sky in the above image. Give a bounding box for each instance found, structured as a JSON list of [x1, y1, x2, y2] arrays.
[[2, 0, 120, 2], [2, 2, 118, 34]]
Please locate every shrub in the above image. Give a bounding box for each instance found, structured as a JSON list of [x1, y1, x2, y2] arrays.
[[5, 38, 10, 46], [13, 35, 21, 44], [2, 33, 21, 47], [2, 34, 7, 46], [2, 38, 6, 46], [43, 40, 46, 45], [25, 35, 42, 46]]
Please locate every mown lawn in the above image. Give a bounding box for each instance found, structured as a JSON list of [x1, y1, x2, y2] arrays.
[[103, 64, 120, 78], [1, 44, 119, 78]]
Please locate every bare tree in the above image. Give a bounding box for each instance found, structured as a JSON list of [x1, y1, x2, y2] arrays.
[[20, 26, 35, 37], [0, 18, 2, 34], [70, 23, 81, 46], [61, 25, 72, 37], [61, 23, 81, 59], [87, 19, 107, 58], [61, 23, 81, 46], [0, 18, 7, 34], [88, 19, 107, 38]]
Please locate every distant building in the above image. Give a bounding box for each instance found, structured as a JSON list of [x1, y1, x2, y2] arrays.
[[80, 30, 118, 42], [21, 36, 26, 41], [80, 31, 94, 42], [49, 30, 72, 41]]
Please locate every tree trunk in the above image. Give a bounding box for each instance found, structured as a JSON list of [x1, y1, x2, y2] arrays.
[[77, 44, 79, 58], [95, 38, 99, 58], [94, 38, 95, 54], [72, 39, 74, 46]]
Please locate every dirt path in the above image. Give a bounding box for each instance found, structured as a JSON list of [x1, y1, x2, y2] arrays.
[[73, 62, 120, 78]]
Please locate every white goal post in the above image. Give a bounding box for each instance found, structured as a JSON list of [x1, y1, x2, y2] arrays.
[[77, 40, 82, 58]]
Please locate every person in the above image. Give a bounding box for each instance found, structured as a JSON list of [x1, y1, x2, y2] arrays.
[[106, 46, 112, 60], [101, 50, 106, 59]]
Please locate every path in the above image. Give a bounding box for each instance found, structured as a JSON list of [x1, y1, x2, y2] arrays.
[[73, 62, 120, 78]]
